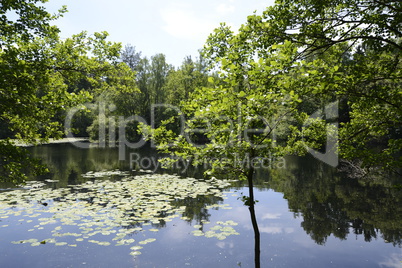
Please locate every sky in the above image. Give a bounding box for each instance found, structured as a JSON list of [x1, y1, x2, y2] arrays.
[[44, 0, 275, 67]]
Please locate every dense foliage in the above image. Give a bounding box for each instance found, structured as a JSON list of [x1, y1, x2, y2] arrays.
[[1, 0, 401, 183], [1, 2, 400, 267], [245, 0, 402, 171], [0, 1, 138, 182], [145, 0, 402, 175]]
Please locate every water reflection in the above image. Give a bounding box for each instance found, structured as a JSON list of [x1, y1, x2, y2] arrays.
[[0, 143, 400, 267], [259, 155, 402, 247], [21, 144, 402, 248], [0, 172, 236, 261], [26, 143, 205, 185]]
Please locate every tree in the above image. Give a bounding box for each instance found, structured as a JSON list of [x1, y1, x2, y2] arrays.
[[0, 1, 138, 183], [1, 0, 66, 183], [0, 0, 66, 46], [225, 0, 402, 172], [149, 53, 172, 104], [141, 38, 308, 267], [141, 1, 402, 266], [121, 44, 142, 71], [164, 55, 210, 106]]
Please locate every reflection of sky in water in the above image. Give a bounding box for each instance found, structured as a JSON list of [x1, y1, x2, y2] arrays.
[[379, 250, 402, 268], [0, 143, 400, 267], [0, 185, 400, 267], [127, 188, 401, 268]]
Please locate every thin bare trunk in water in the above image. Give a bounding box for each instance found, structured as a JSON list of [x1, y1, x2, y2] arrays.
[[247, 168, 260, 268]]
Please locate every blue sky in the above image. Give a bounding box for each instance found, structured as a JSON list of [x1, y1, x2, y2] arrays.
[[44, 0, 275, 67]]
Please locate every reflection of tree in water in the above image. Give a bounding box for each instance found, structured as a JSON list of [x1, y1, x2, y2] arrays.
[[171, 194, 224, 225], [25, 144, 402, 247], [16, 176, 225, 236], [27, 143, 123, 186], [27, 143, 207, 187], [118, 194, 223, 230], [262, 155, 402, 246], [22, 144, 229, 236], [67, 169, 79, 185]]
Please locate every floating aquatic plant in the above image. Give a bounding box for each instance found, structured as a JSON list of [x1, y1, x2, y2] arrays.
[[191, 220, 240, 240], [0, 172, 238, 257]]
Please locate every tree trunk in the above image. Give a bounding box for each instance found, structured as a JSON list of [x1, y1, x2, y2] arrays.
[[247, 168, 260, 268]]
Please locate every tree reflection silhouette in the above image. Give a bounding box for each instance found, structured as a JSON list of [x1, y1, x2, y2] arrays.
[[263, 155, 402, 246], [16, 144, 402, 264]]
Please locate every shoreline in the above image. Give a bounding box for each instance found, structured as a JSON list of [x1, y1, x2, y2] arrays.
[[4, 137, 90, 147]]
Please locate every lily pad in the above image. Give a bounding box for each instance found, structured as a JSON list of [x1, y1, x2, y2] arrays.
[[0, 172, 235, 257]]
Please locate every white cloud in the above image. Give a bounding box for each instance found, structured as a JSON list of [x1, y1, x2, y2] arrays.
[[284, 227, 295, 234], [216, 3, 235, 15], [379, 251, 402, 268], [259, 226, 282, 234], [162, 221, 192, 242], [216, 241, 235, 249], [161, 8, 217, 41], [261, 213, 281, 220]]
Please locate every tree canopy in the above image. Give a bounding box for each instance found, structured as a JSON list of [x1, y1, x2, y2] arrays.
[[238, 0, 402, 171], [1, 2, 401, 267], [146, 0, 401, 174], [0, 1, 138, 183], [141, 2, 402, 265], [1, 0, 401, 182]]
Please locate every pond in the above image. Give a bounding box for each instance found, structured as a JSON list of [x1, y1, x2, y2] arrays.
[[0, 142, 401, 267]]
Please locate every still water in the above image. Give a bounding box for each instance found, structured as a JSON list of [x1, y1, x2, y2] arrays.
[[0, 142, 401, 267]]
